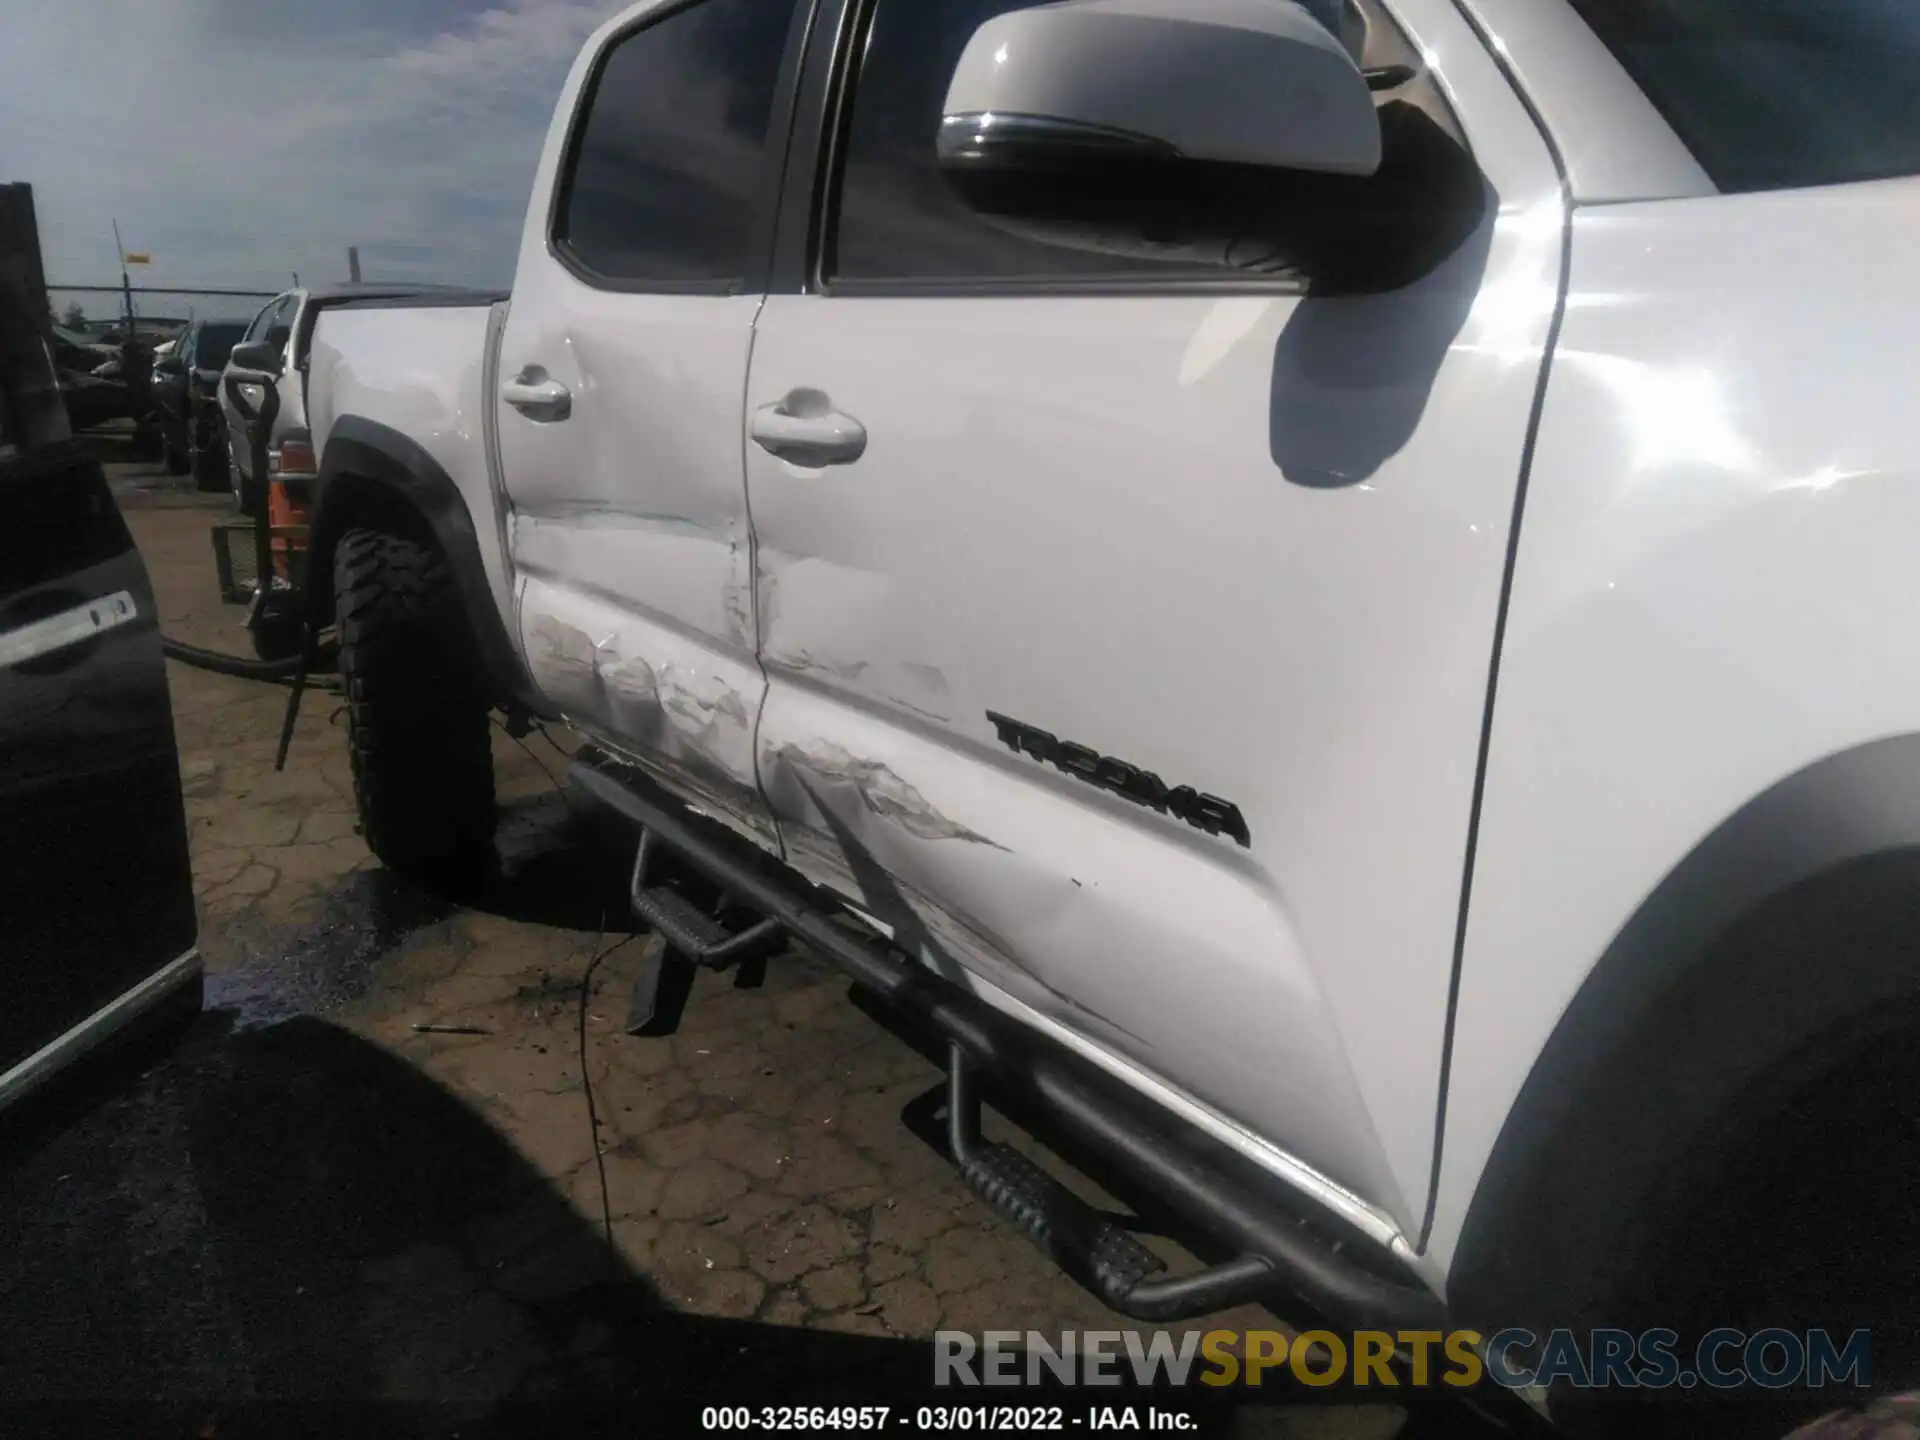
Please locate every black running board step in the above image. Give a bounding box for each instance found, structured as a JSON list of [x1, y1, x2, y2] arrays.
[[627, 827, 783, 969], [570, 749, 1447, 1334], [947, 1042, 1276, 1321]]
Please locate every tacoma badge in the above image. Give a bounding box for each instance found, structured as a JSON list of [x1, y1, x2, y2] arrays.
[[985, 712, 1251, 848]]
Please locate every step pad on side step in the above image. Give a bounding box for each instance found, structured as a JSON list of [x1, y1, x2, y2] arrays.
[[626, 828, 784, 969], [631, 884, 729, 953], [957, 1140, 1166, 1308], [945, 1044, 1278, 1321], [623, 828, 784, 1034]]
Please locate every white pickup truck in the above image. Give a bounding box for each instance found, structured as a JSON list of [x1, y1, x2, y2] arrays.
[[299, 0, 1920, 1422]]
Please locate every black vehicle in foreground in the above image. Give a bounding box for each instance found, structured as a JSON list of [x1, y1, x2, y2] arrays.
[[0, 253, 201, 1112], [152, 316, 246, 489]]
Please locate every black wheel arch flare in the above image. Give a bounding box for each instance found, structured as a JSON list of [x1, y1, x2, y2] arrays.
[[309, 414, 548, 716], [1450, 732, 1920, 1332]]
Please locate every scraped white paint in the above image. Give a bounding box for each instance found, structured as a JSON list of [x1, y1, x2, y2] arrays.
[[518, 574, 772, 841], [771, 740, 1004, 847]]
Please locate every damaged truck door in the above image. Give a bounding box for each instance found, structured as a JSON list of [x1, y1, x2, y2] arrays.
[[745, 0, 1559, 1241], [494, 0, 804, 846]]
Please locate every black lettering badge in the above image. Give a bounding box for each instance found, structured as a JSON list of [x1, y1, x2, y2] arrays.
[[984, 712, 1251, 849]]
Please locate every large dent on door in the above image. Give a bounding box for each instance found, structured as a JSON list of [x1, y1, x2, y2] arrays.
[[754, 552, 1147, 1038], [524, 610, 752, 761], [761, 728, 1339, 1100], [754, 677, 1413, 1210], [519, 585, 768, 839], [769, 740, 1004, 848], [757, 735, 1170, 1043], [768, 763, 1069, 1011]]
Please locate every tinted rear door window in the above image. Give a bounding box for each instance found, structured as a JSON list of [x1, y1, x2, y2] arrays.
[[552, 0, 796, 285]]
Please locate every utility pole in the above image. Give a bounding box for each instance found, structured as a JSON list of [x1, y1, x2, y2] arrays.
[[111, 218, 135, 338], [347, 246, 362, 283]]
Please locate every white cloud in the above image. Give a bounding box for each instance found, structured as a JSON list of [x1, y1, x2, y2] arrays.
[[0, 0, 611, 310]]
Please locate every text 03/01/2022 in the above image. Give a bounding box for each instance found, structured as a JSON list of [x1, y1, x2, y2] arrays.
[[700, 1405, 1199, 1431]]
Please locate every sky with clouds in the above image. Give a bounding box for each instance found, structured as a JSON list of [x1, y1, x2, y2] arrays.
[[1, 0, 614, 319]]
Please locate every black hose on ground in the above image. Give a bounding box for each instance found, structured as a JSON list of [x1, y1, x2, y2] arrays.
[[159, 635, 337, 683]]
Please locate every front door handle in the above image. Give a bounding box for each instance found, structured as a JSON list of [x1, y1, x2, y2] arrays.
[[750, 390, 866, 467], [502, 369, 571, 422]]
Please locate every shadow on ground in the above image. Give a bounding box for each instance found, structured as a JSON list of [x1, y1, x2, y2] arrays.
[[480, 790, 650, 935], [0, 1010, 1491, 1440], [5, 765, 1533, 1438]]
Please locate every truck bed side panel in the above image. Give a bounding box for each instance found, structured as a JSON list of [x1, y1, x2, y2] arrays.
[[307, 303, 512, 629]]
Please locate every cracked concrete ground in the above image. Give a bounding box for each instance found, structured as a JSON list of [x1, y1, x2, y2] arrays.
[[0, 452, 1497, 1436]]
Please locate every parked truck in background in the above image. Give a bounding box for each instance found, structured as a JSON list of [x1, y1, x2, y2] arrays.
[[152, 314, 247, 489], [290, 0, 1920, 1428]]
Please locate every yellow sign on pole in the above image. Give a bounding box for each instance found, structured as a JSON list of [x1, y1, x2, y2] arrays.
[[122, 251, 150, 265]]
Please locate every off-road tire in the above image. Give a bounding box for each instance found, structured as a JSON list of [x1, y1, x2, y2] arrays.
[[335, 527, 496, 888]]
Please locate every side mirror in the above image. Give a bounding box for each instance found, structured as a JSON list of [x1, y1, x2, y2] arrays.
[[939, 0, 1380, 178], [228, 339, 282, 376], [153, 357, 186, 377]]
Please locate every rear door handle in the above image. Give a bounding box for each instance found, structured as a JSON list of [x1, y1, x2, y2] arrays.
[[0, 589, 138, 673], [750, 391, 866, 467], [502, 370, 571, 422]]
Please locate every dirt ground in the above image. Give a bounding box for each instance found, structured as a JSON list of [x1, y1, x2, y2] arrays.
[[49, 446, 1482, 1436]]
